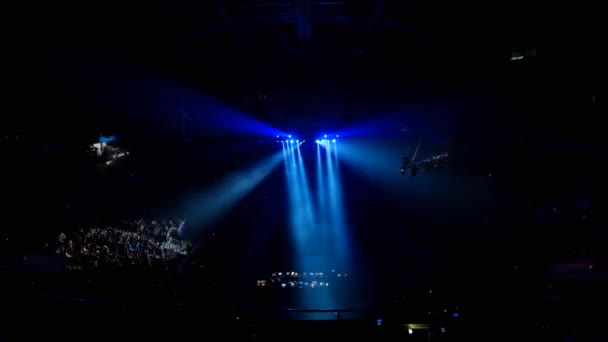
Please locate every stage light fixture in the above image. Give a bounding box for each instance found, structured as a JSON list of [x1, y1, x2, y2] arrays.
[[288, 135, 292, 138], [336, 135, 339, 138], [399, 152, 447, 176], [324, 134, 327, 138], [315, 140, 320, 143], [290, 140, 294, 143], [296, 140, 299, 143], [332, 139, 336, 143]]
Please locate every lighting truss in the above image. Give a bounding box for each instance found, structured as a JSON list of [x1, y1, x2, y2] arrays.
[[401, 153, 448, 175], [276, 134, 306, 144], [315, 134, 339, 144]]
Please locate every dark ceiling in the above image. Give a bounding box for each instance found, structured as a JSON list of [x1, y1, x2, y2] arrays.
[[1, 4, 601, 223], [3, 1, 602, 210], [4, 0, 602, 141], [10, 1, 543, 80]]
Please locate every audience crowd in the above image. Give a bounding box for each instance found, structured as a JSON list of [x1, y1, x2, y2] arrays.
[[55, 219, 189, 268]]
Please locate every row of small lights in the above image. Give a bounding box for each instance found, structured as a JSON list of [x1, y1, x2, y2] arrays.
[[276, 135, 304, 143], [316, 134, 339, 143], [276, 134, 339, 143]]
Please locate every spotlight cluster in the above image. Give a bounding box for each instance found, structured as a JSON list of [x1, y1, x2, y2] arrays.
[[276, 135, 304, 144], [315, 134, 339, 144]]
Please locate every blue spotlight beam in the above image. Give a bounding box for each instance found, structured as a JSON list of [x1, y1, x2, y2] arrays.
[[332, 139, 399, 189], [329, 138, 455, 219], [295, 142, 320, 271], [339, 115, 448, 144], [316, 143, 327, 224], [285, 142, 324, 275], [283, 145, 311, 246], [180, 151, 283, 238], [296, 143, 314, 224], [286, 143, 311, 223], [324, 142, 350, 269], [332, 143, 351, 260], [283, 143, 305, 236], [196, 106, 283, 137], [98, 68, 284, 137], [309, 140, 352, 269], [316, 143, 332, 257], [283, 141, 335, 309]]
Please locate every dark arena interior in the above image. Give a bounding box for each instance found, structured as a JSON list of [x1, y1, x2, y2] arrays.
[[2, 1, 605, 340]]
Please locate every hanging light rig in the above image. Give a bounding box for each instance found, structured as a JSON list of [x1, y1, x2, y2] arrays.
[[401, 153, 448, 176], [276, 135, 303, 144], [315, 134, 339, 144], [400, 138, 448, 176]]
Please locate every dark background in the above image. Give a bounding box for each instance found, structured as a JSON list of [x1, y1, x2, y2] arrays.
[[2, 0, 606, 339]]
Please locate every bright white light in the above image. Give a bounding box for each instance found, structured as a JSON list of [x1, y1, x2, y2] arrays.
[[408, 329, 413, 335], [288, 135, 292, 138], [324, 134, 327, 138], [315, 140, 320, 143], [296, 140, 299, 143], [290, 140, 294, 143], [332, 139, 336, 143], [276, 135, 279, 138], [336, 135, 339, 137]]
